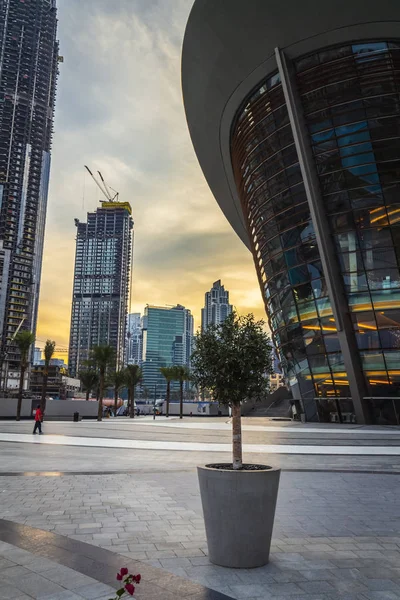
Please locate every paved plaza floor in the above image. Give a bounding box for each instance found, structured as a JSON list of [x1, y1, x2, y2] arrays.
[[0, 417, 399, 599]]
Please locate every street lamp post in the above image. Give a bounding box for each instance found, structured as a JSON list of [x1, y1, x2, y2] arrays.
[[153, 383, 157, 420]]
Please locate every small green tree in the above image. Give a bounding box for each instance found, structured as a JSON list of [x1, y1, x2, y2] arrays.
[[111, 369, 126, 415], [15, 330, 35, 421], [191, 312, 273, 469], [79, 369, 99, 402], [124, 364, 142, 418], [90, 345, 115, 421], [41, 340, 56, 413], [171, 365, 191, 419], [159, 366, 175, 417]]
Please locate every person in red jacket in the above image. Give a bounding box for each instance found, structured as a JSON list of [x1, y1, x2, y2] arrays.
[[33, 405, 43, 435]]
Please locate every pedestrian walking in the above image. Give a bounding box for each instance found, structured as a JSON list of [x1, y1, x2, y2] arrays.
[[33, 404, 43, 435]]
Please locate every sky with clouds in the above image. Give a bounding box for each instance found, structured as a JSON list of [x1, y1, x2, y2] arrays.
[[36, 0, 265, 351]]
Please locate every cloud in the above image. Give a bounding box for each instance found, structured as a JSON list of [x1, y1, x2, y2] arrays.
[[36, 0, 266, 350]]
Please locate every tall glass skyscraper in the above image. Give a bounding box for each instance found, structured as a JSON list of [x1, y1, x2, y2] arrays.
[[68, 203, 133, 377], [141, 305, 194, 395], [183, 0, 400, 424], [201, 280, 233, 330], [0, 0, 59, 387], [126, 312, 142, 365]]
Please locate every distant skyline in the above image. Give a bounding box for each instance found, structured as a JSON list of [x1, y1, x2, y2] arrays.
[[36, 0, 264, 352]]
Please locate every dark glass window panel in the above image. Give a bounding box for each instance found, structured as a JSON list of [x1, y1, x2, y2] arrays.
[[383, 350, 400, 370], [316, 151, 342, 176], [352, 311, 378, 332], [325, 191, 351, 214], [308, 354, 330, 373], [294, 282, 314, 303], [288, 265, 310, 286], [297, 299, 318, 322], [335, 232, 359, 252], [369, 116, 400, 140], [362, 247, 398, 270], [328, 352, 346, 372], [329, 211, 355, 232], [387, 207, 400, 226], [320, 170, 346, 195], [349, 185, 384, 210], [276, 204, 310, 234], [336, 121, 370, 146], [360, 350, 386, 370], [324, 334, 341, 352], [338, 251, 364, 272], [370, 289, 400, 311], [266, 235, 283, 256], [296, 53, 320, 73], [357, 227, 393, 250], [383, 184, 400, 206], [343, 272, 368, 293], [347, 291, 373, 311], [352, 42, 388, 56], [316, 297, 333, 318], [309, 117, 333, 134], [270, 252, 286, 274], [308, 261, 324, 280], [304, 331, 327, 356], [355, 330, 381, 350], [367, 269, 400, 290], [332, 104, 366, 127], [379, 327, 400, 349], [353, 206, 388, 228], [312, 278, 328, 298]]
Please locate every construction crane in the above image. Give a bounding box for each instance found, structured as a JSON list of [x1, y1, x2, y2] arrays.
[[84, 166, 119, 202]]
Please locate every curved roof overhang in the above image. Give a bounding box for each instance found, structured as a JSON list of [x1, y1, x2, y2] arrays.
[[182, 0, 400, 249]]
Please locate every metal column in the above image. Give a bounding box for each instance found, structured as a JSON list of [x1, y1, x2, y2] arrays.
[[275, 47, 371, 425]]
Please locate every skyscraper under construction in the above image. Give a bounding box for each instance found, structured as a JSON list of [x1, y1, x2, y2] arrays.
[[0, 0, 59, 387], [68, 202, 134, 378]]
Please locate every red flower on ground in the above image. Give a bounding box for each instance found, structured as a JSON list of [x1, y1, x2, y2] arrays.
[[125, 583, 135, 595], [133, 575, 141, 584], [120, 567, 129, 577], [116, 573, 123, 581]]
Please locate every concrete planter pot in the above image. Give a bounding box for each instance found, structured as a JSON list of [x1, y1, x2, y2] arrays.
[[198, 464, 280, 568]]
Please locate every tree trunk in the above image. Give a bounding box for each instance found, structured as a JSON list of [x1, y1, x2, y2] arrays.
[[41, 371, 48, 413], [114, 386, 118, 416], [86, 389, 90, 402], [179, 380, 183, 419], [130, 385, 135, 418], [97, 371, 104, 421], [232, 402, 243, 470], [16, 365, 25, 421], [166, 380, 170, 417]]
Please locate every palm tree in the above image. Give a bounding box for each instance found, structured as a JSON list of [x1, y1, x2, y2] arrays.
[[15, 330, 35, 421], [173, 366, 191, 419], [111, 369, 126, 416], [79, 369, 99, 402], [41, 340, 56, 413], [160, 366, 175, 417], [124, 364, 142, 418], [90, 345, 115, 421]]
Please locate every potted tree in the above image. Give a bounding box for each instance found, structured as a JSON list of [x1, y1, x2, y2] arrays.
[[111, 369, 126, 416], [191, 312, 279, 568]]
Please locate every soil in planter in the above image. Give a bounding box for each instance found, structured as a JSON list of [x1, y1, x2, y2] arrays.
[[205, 463, 273, 471]]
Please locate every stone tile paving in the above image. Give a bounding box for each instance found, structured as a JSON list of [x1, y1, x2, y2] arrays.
[[0, 540, 116, 600], [0, 471, 399, 598]]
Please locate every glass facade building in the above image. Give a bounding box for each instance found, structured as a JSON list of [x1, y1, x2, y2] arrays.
[[68, 203, 133, 377], [230, 41, 400, 424], [141, 305, 194, 396], [0, 0, 59, 386], [201, 279, 233, 330]]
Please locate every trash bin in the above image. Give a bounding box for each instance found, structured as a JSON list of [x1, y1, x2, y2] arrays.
[[73, 412, 79, 422]]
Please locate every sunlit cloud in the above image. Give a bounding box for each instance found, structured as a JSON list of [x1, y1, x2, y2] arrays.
[[36, 0, 265, 352]]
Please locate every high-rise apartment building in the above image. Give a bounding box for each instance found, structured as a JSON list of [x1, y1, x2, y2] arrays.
[[68, 202, 133, 377], [141, 305, 194, 395], [0, 0, 59, 387], [126, 312, 142, 365], [201, 280, 233, 330], [183, 0, 400, 424]]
